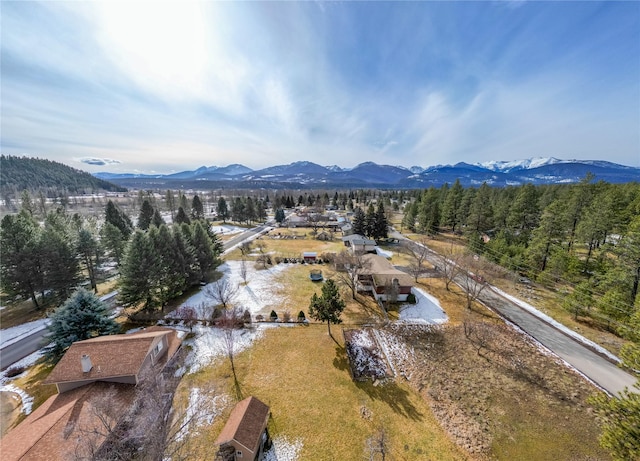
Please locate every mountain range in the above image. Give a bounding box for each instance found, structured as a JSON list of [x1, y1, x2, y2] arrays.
[[94, 157, 639, 189]]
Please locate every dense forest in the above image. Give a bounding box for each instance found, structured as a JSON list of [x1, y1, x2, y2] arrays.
[[0, 155, 126, 200], [402, 177, 640, 340], [0, 192, 222, 310]]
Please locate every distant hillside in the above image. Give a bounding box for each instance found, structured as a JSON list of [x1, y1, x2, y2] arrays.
[[1, 155, 126, 194]]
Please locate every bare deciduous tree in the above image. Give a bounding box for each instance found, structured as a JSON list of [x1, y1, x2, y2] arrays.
[[459, 255, 489, 309], [334, 250, 371, 300], [203, 278, 239, 310], [433, 244, 463, 291], [176, 305, 197, 332], [218, 307, 244, 398], [402, 238, 432, 282], [240, 258, 248, 284]]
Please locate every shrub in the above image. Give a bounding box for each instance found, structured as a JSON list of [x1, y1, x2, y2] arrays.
[[5, 365, 25, 378], [270, 310, 278, 321], [243, 309, 252, 324], [282, 310, 291, 322], [406, 293, 417, 304], [275, 256, 282, 264], [297, 310, 306, 322], [256, 314, 264, 322]]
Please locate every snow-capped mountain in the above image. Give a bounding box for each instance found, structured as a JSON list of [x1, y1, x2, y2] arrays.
[[94, 158, 639, 189]]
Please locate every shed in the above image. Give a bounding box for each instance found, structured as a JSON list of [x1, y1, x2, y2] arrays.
[[302, 251, 317, 262], [216, 396, 270, 461]]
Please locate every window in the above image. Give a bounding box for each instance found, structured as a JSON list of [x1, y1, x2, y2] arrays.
[[236, 451, 243, 458], [154, 341, 163, 356]]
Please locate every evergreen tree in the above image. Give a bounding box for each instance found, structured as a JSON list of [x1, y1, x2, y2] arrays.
[[192, 221, 219, 280], [217, 197, 229, 222], [175, 206, 191, 225], [0, 211, 45, 307], [105, 200, 133, 239], [308, 278, 345, 337], [232, 197, 245, 223], [526, 200, 566, 272], [507, 183, 539, 236], [20, 190, 35, 216], [137, 199, 155, 230], [352, 206, 366, 236], [192, 194, 204, 220], [172, 225, 199, 286], [275, 208, 285, 224], [77, 228, 99, 292], [467, 182, 493, 234], [365, 203, 376, 237], [152, 209, 165, 228], [373, 201, 389, 239], [441, 179, 464, 232], [149, 225, 186, 305], [119, 230, 157, 308], [46, 288, 120, 362], [101, 222, 126, 267], [41, 213, 80, 302], [165, 189, 176, 221], [402, 201, 418, 232]]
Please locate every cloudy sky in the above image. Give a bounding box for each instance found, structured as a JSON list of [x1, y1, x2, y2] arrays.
[[2, 1, 639, 174]]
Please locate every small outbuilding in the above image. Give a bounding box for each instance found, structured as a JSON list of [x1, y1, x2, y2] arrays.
[[216, 396, 271, 461], [302, 251, 317, 262]]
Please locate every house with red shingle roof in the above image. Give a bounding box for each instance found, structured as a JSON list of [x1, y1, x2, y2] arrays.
[[215, 396, 271, 461], [1, 327, 183, 461]]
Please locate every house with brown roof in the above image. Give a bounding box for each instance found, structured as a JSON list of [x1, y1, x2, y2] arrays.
[[358, 254, 414, 301], [1, 327, 183, 461], [216, 396, 271, 461], [44, 326, 181, 393]]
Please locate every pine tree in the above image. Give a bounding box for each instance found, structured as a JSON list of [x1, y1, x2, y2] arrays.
[[149, 225, 186, 305], [41, 213, 80, 302], [365, 204, 376, 237], [165, 189, 176, 221], [217, 197, 229, 222], [441, 179, 464, 232], [467, 182, 493, 234], [119, 230, 157, 308], [308, 278, 345, 337], [152, 209, 165, 228], [46, 288, 120, 362], [352, 206, 366, 236], [275, 208, 285, 224], [192, 194, 204, 220], [192, 221, 218, 281], [77, 228, 99, 292], [101, 222, 126, 267], [175, 206, 191, 225], [138, 200, 155, 230], [0, 211, 45, 307], [373, 201, 389, 239], [172, 225, 199, 286], [105, 200, 133, 239]]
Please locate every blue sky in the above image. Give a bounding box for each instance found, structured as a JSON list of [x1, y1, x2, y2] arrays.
[[2, 1, 639, 174]]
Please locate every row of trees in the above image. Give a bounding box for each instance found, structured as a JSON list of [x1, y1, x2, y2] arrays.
[[403, 178, 640, 331], [352, 202, 389, 240]]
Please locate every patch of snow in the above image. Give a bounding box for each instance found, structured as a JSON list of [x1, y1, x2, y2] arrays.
[[398, 288, 448, 324], [372, 329, 415, 379], [183, 325, 265, 374], [347, 330, 388, 379], [175, 388, 229, 442], [0, 319, 49, 348], [375, 247, 393, 258], [263, 436, 304, 461], [169, 261, 290, 319], [490, 287, 621, 364], [1, 384, 34, 415], [222, 226, 273, 256]]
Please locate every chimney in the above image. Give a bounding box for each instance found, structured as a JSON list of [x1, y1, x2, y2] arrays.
[[81, 354, 93, 373]]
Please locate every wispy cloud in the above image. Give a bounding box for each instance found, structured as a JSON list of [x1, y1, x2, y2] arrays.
[[1, 1, 638, 172], [77, 157, 121, 166]]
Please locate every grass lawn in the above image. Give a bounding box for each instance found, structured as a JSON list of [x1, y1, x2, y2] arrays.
[[177, 325, 469, 460]]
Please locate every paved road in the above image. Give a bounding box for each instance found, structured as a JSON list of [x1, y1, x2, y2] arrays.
[[0, 328, 49, 370], [391, 230, 638, 395], [222, 223, 273, 253]]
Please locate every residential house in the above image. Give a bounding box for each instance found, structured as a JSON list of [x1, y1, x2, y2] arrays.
[[341, 234, 376, 254], [216, 396, 270, 461], [1, 327, 182, 461], [358, 254, 414, 301]]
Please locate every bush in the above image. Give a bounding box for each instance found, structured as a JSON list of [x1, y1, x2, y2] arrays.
[[282, 310, 292, 322], [297, 310, 306, 322], [256, 314, 264, 322], [406, 293, 417, 304], [275, 256, 282, 264], [270, 310, 278, 321], [243, 309, 252, 324], [5, 365, 25, 378]]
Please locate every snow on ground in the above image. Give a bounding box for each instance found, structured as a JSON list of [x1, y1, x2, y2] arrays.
[[375, 247, 394, 258], [398, 288, 448, 324], [0, 319, 48, 348], [183, 324, 266, 374], [175, 388, 229, 442], [346, 329, 389, 380], [372, 328, 415, 379], [211, 224, 245, 235], [491, 287, 621, 363], [1, 384, 34, 415], [171, 261, 290, 319], [0, 350, 43, 385], [263, 436, 304, 461]]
